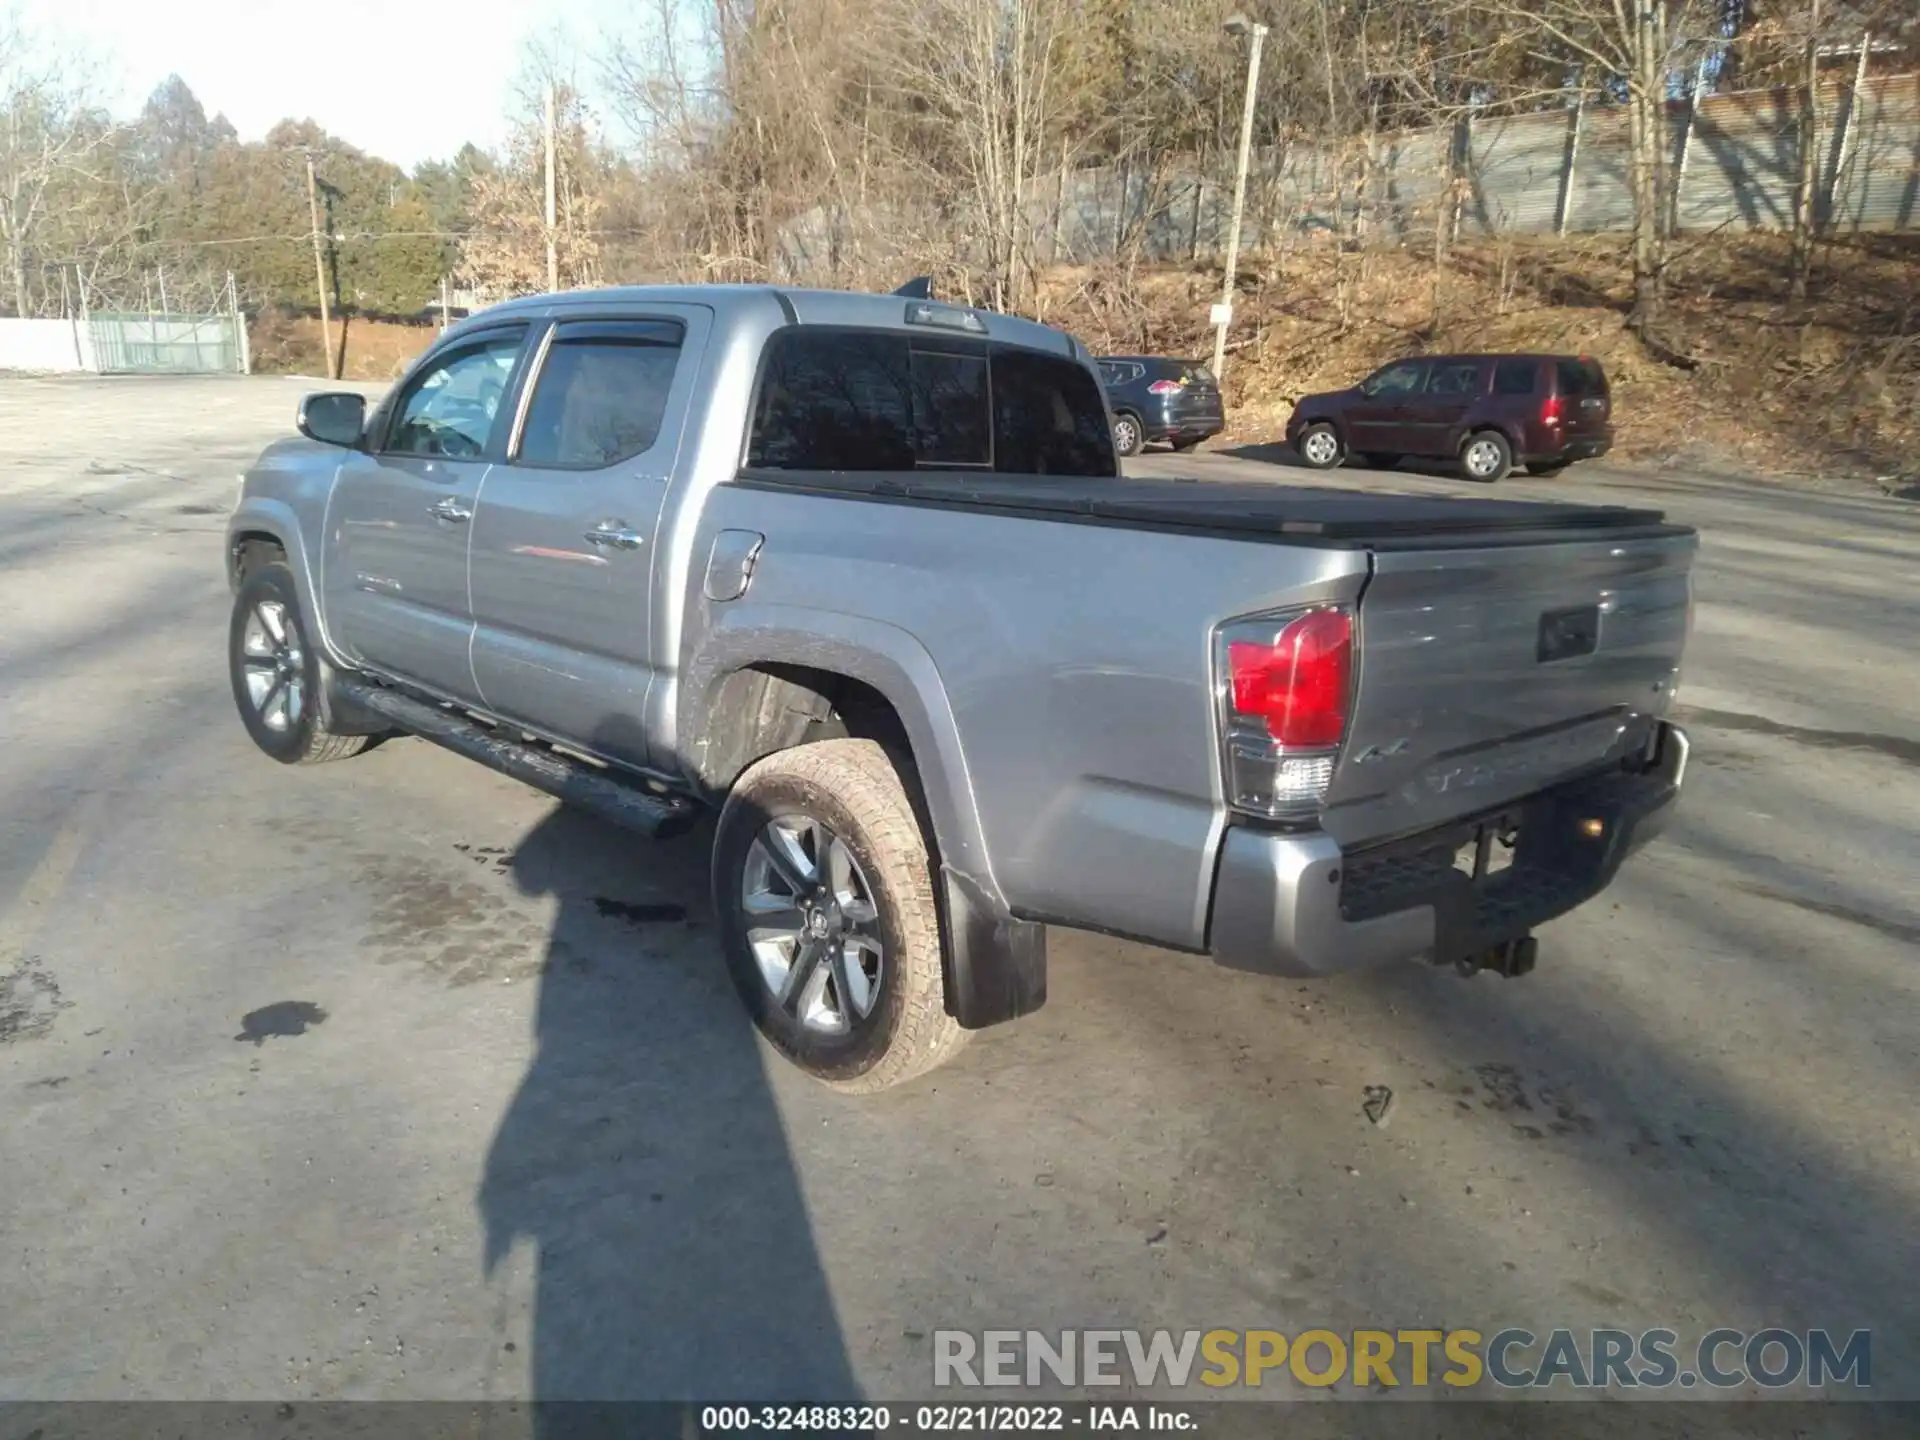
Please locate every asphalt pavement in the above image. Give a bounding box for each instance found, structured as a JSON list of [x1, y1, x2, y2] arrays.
[[2, 376, 1916, 1409]]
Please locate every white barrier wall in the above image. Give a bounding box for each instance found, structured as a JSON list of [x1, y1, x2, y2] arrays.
[[0, 318, 96, 373]]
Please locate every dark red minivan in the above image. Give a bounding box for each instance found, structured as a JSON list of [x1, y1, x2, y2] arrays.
[[1285, 353, 1614, 482]]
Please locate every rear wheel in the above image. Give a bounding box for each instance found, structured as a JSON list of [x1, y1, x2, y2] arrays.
[[1297, 422, 1342, 470], [1460, 430, 1514, 483], [228, 561, 373, 765], [713, 739, 965, 1093], [1111, 413, 1144, 458], [1526, 459, 1571, 477]]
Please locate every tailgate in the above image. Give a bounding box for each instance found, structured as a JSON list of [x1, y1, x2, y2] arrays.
[[1170, 365, 1225, 422], [1557, 357, 1612, 437], [1321, 529, 1694, 848]]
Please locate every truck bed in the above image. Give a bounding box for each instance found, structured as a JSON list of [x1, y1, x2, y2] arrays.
[[730, 469, 1685, 549]]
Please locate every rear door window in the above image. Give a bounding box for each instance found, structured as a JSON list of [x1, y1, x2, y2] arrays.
[[1424, 361, 1482, 397], [514, 319, 685, 468], [1493, 359, 1538, 396], [1362, 360, 1427, 398]]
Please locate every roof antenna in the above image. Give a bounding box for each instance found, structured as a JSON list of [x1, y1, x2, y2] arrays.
[[893, 276, 934, 300]]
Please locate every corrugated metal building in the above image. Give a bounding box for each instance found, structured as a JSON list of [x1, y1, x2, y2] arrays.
[[1043, 73, 1919, 261]]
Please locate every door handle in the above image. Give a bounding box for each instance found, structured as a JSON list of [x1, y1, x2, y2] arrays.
[[429, 496, 472, 523], [584, 520, 645, 551]]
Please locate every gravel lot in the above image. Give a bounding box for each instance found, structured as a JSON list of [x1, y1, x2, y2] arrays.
[[2, 375, 1916, 1414]]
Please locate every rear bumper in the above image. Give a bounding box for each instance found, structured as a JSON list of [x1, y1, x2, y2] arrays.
[[1141, 397, 1225, 442], [1209, 721, 1688, 977], [1147, 416, 1225, 442], [1527, 430, 1613, 464]]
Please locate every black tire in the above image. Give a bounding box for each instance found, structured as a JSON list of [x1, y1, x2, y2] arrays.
[[1296, 421, 1343, 470], [1460, 429, 1514, 483], [228, 560, 373, 765], [1526, 459, 1571, 477], [1360, 453, 1401, 470], [1111, 413, 1145, 458], [713, 738, 965, 1093]]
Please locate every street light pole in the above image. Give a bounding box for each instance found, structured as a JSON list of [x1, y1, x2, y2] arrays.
[[1213, 15, 1269, 386]]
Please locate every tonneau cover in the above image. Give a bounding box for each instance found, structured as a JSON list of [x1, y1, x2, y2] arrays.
[[732, 469, 1679, 548]]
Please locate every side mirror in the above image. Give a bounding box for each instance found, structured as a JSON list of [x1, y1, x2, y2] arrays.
[[297, 391, 367, 448]]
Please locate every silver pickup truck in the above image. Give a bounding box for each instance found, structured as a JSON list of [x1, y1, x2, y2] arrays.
[[225, 284, 1694, 1092]]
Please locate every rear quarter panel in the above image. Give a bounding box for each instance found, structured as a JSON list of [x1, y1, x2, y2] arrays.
[[680, 485, 1370, 951]]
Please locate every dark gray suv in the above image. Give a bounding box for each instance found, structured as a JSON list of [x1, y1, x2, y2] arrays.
[[1096, 356, 1226, 457]]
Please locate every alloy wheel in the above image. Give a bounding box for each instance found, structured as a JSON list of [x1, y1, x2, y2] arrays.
[[1464, 438, 1504, 479], [239, 601, 306, 733], [740, 817, 885, 1036]]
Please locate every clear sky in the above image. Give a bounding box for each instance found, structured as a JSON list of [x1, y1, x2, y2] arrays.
[[15, 0, 627, 170]]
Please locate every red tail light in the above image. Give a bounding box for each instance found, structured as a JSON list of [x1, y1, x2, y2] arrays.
[[1541, 393, 1563, 424], [1216, 607, 1354, 818], [1148, 379, 1184, 395], [1227, 610, 1352, 746]]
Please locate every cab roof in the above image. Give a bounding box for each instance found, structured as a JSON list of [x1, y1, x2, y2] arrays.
[[465, 283, 1086, 361]]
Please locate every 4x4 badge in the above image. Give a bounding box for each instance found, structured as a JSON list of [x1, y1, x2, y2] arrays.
[[1352, 739, 1410, 763]]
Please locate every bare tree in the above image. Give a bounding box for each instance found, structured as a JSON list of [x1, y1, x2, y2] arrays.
[[0, 8, 123, 316], [1787, 0, 1828, 307], [860, 0, 1079, 312], [461, 40, 606, 298], [1744, 0, 1907, 307], [1467, 0, 1715, 335]]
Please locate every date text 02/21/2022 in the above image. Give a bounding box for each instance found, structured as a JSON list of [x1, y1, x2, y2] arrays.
[[698, 1405, 1195, 1432]]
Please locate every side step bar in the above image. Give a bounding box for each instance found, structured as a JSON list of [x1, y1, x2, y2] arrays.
[[341, 681, 699, 840]]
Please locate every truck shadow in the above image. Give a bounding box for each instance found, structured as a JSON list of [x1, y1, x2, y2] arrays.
[[478, 792, 858, 1421]]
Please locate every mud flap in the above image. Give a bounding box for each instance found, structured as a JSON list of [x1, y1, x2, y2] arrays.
[[940, 865, 1047, 1029]]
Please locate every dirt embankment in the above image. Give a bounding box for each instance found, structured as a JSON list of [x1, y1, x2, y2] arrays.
[[247, 311, 438, 382], [1039, 232, 1919, 488]]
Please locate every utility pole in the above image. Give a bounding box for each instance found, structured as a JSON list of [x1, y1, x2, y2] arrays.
[[440, 275, 452, 333], [544, 82, 559, 293], [305, 151, 341, 381], [229, 270, 251, 375], [1213, 15, 1269, 386]]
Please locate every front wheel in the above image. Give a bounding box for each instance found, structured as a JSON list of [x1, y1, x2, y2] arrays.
[[713, 739, 965, 1093], [1111, 414, 1144, 458], [1460, 430, 1514, 483], [1296, 422, 1342, 470], [228, 561, 373, 765]]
